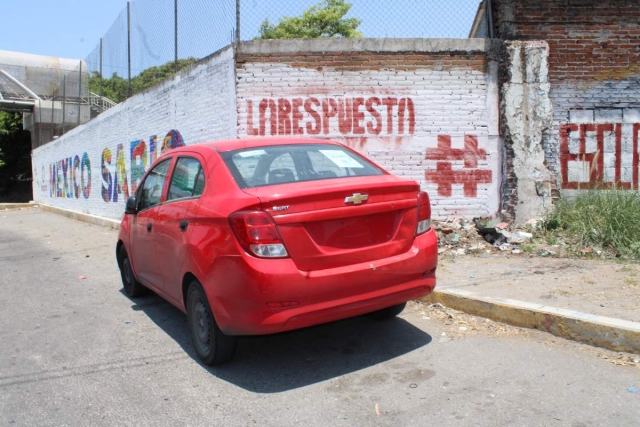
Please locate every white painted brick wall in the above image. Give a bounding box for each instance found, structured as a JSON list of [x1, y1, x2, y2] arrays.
[[549, 78, 640, 192], [31, 47, 236, 220], [31, 44, 502, 221], [237, 62, 500, 219]]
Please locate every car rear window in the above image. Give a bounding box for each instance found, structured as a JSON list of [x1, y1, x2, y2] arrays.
[[220, 144, 385, 189]]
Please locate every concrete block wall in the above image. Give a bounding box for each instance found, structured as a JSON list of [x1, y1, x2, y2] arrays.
[[236, 39, 501, 219], [31, 47, 236, 219], [492, 0, 640, 194]]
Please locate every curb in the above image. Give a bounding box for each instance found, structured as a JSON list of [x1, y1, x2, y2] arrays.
[[0, 203, 36, 210], [39, 204, 121, 230], [422, 289, 640, 354]]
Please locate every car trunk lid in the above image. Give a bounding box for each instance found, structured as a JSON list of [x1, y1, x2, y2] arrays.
[[242, 176, 420, 271]]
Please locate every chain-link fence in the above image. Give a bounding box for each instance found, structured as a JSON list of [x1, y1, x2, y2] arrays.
[[1, 57, 91, 148], [84, 0, 485, 102]]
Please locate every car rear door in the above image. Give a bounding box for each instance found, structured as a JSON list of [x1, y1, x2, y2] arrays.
[[154, 155, 207, 303], [129, 157, 173, 288]]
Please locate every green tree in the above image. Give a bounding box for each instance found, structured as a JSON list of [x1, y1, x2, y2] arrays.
[[88, 57, 198, 103], [258, 0, 363, 39]]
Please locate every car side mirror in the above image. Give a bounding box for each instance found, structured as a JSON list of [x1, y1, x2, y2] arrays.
[[125, 196, 137, 214]]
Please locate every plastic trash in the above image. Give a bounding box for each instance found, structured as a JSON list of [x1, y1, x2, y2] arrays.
[[508, 231, 533, 244], [629, 387, 638, 393]]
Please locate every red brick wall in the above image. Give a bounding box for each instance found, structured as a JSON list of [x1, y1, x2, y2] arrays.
[[491, 0, 640, 83], [492, 0, 640, 196], [237, 51, 488, 74]]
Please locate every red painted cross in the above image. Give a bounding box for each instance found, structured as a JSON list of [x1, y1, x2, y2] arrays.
[[424, 135, 493, 197]]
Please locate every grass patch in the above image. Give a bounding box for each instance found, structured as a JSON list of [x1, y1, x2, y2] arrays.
[[521, 245, 535, 253], [545, 188, 640, 258]]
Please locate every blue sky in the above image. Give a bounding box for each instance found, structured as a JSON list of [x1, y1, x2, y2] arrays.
[[1, 0, 481, 70], [0, 0, 129, 60]]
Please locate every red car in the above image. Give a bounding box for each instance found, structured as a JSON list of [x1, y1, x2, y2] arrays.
[[117, 138, 437, 364]]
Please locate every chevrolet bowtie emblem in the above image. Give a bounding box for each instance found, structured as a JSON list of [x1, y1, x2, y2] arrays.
[[344, 193, 369, 205]]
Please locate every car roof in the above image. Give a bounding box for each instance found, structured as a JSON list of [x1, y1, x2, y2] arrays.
[[169, 137, 344, 154]]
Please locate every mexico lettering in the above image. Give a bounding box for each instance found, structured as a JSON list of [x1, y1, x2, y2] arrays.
[[246, 96, 416, 137], [49, 153, 91, 199]]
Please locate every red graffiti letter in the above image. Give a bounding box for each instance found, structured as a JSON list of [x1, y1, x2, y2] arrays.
[[247, 100, 259, 136], [322, 98, 338, 135], [398, 98, 415, 134], [366, 97, 382, 134], [292, 98, 304, 135], [382, 97, 398, 134], [305, 98, 321, 135], [278, 99, 292, 135], [338, 98, 353, 134], [352, 97, 365, 135], [259, 99, 277, 136]]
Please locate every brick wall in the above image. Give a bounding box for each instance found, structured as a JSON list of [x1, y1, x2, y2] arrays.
[[236, 39, 501, 219], [31, 47, 236, 219], [492, 0, 640, 192], [31, 39, 502, 221]]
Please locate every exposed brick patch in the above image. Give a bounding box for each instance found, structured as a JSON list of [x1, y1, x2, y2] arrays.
[[237, 51, 488, 74]]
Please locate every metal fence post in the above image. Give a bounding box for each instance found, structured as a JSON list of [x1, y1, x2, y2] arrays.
[[62, 75, 66, 134], [78, 60, 82, 125], [486, 0, 494, 38], [236, 0, 240, 42], [175, 0, 178, 73], [99, 38, 103, 99], [127, 1, 132, 97], [51, 90, 55, 138]]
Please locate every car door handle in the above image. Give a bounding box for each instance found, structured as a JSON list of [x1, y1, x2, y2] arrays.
[[179, 220, 188, 232], [147, 223, 152, 232]]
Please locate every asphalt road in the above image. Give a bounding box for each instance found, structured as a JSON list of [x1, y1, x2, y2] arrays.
[[1, 208, 639, 427]]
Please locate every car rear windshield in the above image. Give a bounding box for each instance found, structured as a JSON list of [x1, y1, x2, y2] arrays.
[[221, 144, 385, 189]]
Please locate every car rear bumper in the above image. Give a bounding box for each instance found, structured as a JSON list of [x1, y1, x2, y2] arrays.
[[204, 228, 438, 335]]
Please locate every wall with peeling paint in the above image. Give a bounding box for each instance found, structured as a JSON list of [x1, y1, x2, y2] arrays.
[[500, 40, 554, 223], [492, 0, 640, 205], [237, 39, 502, 219], [31, 39, 503, 221]]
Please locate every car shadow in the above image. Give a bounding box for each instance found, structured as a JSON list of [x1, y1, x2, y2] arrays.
[[124, 290, 433, 393]]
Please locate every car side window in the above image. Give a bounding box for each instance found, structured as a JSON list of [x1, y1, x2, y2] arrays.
[[137, 159, 172, 211], [167, 157, 205, 201]]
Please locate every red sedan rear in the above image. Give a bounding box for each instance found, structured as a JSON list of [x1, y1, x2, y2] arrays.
[[117, 138, 437, 364]]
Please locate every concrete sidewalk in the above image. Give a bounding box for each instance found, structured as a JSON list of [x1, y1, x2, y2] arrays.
[[424, 254, 640, 354]]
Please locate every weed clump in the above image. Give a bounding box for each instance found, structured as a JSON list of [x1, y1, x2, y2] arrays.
[[545, 189, 640, 258]]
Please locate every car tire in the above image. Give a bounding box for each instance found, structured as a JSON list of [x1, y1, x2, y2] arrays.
[[118, 246, 146, 297], [368, 302, 407, 321], [187, 281, 237, 365]]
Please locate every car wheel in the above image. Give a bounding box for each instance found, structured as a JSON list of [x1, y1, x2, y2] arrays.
[[368, 302, 407, 321], [118, 246, 146, 297], [187, 281, 237, 365]]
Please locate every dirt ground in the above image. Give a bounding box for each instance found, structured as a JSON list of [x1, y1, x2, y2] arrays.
[[432, 219, 640, 324], [403, 301, 640, 370]]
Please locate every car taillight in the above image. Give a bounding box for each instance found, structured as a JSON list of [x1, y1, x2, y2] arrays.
[[416, 191, 432, 235], [229, 211, 289, 258]]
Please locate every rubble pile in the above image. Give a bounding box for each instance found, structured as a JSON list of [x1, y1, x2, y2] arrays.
[[432, 217, 568, 257]]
